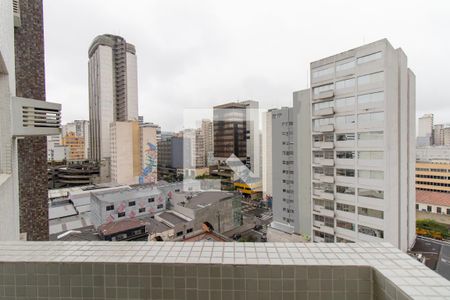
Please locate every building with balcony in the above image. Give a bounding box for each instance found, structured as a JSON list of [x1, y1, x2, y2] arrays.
[[308, 39, 416, 251]]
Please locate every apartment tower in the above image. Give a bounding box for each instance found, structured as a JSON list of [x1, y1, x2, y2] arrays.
[[309, 39, 415, 251], [88, 34, 138, 164]]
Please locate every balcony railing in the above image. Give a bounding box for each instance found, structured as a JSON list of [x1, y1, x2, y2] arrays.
[[0, 241, 448, 299]]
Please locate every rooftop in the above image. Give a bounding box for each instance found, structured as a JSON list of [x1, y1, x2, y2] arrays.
[[175, 191, 235, 209], [97, 218, 146, 236], [0, 242, 448, 299], [416, 190, 450, 207], [158, 211, 190, 226]]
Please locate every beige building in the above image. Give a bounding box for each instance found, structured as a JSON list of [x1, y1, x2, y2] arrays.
[[200, 119, 214, 166], [110, 121, 158, 185]]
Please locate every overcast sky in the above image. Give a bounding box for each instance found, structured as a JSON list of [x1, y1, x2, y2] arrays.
[[44, 0, 450, 132]]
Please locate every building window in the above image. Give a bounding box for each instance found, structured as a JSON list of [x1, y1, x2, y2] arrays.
[[357, 131, 384, 141], [139, 208, 145, 213], [336, 202, 355, 213], [358, 207, 384, 219], [357, 52, 382, 64], [187, 228, 193, 233], [335, 78, 355, 90], [336, 220, 355, 231], [358, 225, 384, 238], [358, 151, 383, 160], [335, 115, 356, 126], [313, 117, 334, 130], [157, 204, 164, 209], [336, 151, 355, 159], [427, 206, 432, 212], [358, 112, 384, 124], [336, 186, 355, 195], [357, 72, 384, 86], [358, 91, 384, 105], [118, 212, 125, 218], [358, 170, 384, 180], [336, 133, 355, 141], [148, 197, 155, 203], [129, 201, 136, 207], [437, 207, 442, 214], [358, 188, 384, 199], [336, 168, 355, 177], [447, 208, 450, 215], [106, 205, 114, 211], [336, 59, 355, 72], [176, 231, 183, 237], [312, 65, 334, 78], [416, 204, 419, 210], [313, 100, 334, 112], [335, 96, 355, 108]]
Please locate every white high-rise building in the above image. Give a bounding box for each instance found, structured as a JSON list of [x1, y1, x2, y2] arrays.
[[262, 110, 274, 198], [88, 34, 138, 163], [308, 39, 415, 251], [417, 114, 433, 146], [200, 119, 214, 166]]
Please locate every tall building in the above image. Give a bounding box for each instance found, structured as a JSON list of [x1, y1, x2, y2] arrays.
[[88, 34, 138, 164], [200, 119, 214, 166], [433, 124, 444, 145], [417, 114, 433, 146], [110, 121, 157, 185], [262, 110, 274, 198], [61, 132, 85, 161], [307, 39, 415, 251]]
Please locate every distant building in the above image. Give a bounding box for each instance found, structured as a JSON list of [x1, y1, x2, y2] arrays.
[[61, 132, 85, 161], [417, 114, 433, 146], [201, 119, 214, 166], [416, 190, 450, 215], [110, 121, 158, 185], [262, 109, 274, 198], [88, 34, 138, 178], [416, 145, 450, 161], [416, 160, 450, 193]]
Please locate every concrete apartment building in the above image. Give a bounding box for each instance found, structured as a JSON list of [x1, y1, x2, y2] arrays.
[[262, 110, 274, 198], [110, 121, 158, 185], [200, 119, 214, 166], [60, 120, 90, 160], [308, 39, 415, 251], [88, 34, 138, 176]]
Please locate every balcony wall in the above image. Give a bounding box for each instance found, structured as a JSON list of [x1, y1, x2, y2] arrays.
[[0, 241, 448, 300]]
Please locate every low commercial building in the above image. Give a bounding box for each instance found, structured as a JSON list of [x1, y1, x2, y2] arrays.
[[416, 161, 450, 193], [97, 218, 148, 241], [234, 178, 262, 200], [416, 190, 450, 215]]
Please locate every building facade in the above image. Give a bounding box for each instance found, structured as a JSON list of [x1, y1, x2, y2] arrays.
[[262, 110, 273, 198], [88, 34, 138, 165], [416, 160, 450, 193], [110, 121, 158, 185], [416, 145, 450, 161], [200, 119, 214, 166], [308, 39, 415, 251], [417, 113, 433, 146]]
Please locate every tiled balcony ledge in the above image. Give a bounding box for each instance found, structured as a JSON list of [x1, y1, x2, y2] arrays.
[[0, 242, 448, 300]]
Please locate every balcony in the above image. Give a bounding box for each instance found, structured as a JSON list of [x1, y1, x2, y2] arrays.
[[313, 221, 335, 235], [11, 96, 61, 137], [313, 141, 334, 149], [0, 241, 448, 300], [318, 174, 334, 183], [313, 90, 334, 100], [321, 190, 335, 201], [318, 124, 334, 133], [313, 205, 335, 218]]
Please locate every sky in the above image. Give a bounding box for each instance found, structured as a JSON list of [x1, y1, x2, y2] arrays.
[[44, 0, 450, 132]]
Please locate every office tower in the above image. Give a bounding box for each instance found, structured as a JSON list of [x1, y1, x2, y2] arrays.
[[417, 114, 433, 146], [88, 34, 138, 164], [242, 100, 261, 176], [262, 110, 274, 198], [201, 119, 214, 166], [433, 124, 444, 145], [60, 120, 90, 160], [157, 134, 184, 181], [270, 107, 296, 233], [194, 128, 206, 168], [308, 39, 415, 251], [110, 121, 157, 185]]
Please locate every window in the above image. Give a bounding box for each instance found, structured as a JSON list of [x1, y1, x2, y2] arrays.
[[357, 72, 384, 86], [157, 204, 164, 209], [336, 59, 355, 72], [336, 186, 355, 195], [118, 212, 125, 218], [313, 117, 334, 130], [336, 220, 355, 231], [437, 207, 442, 214], [313, 101, 334, 112], [427, 206, 432, 212], [313, 83, 334, 96], [358, 112, 384, 124], [336, 151, 355, 159], [187, 228, 193, 233], [358, 225, 384, 238], [335, 115, 356, 126], [335, 96, 355, 108], [358, 151, 383, 160], [148, 197, 155, 203], [336, 169, 355, 177], [312, 66, 333, 78], [358, 170, 384, 180], [358, 131, 383, 141], [447, 209, 450, 215], [358, 188, 384, 199], [139, 208, 145, 213], [358, 92, 384, 105], [129, 201, 136, 207], [336, 133, 355, 141], [336, 202, 355, 212], [106, 205, 114, 211], [357, 52, 382, 64], [358, 207, 384, 219], [335, 78, 355, 90], [416, 204, 419, 210], [176, 231, 183, 237]]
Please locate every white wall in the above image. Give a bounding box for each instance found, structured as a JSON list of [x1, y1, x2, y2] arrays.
[[126, 52, 139, 121]]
